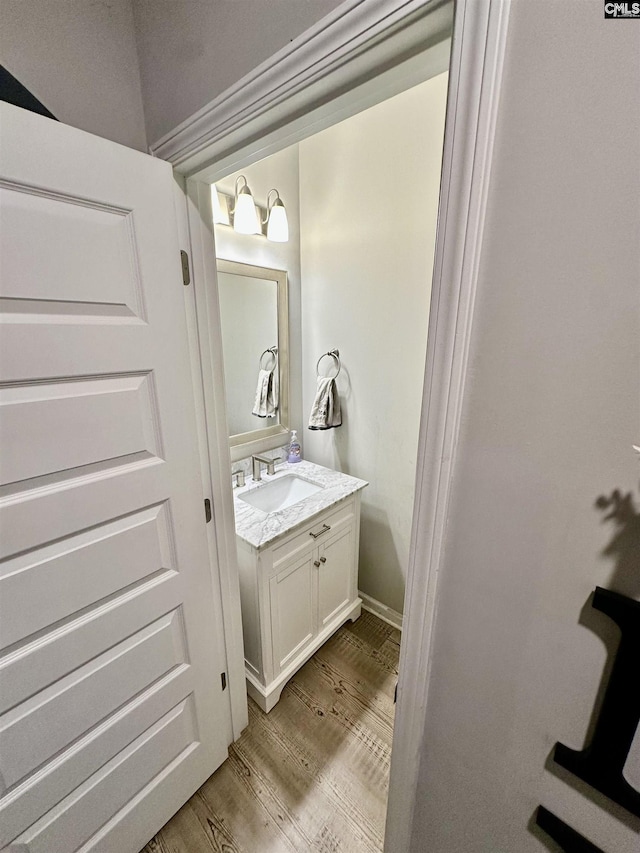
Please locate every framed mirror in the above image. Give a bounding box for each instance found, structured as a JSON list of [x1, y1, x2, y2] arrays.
[[216, 259, 289, 460]]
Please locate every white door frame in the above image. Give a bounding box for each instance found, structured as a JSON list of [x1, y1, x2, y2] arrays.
[[182, 177, 250, 740], [171, 176, 249, 741], [155, 0, 511, 849]]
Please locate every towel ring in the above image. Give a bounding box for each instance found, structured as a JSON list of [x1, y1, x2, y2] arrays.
[[259, 346, 278, 372], [316, 349, 341, 379]]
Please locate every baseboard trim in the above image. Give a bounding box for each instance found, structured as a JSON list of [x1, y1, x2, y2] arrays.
[[359, 591, 403, 631]]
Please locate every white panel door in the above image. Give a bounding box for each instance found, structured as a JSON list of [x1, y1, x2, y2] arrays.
[[0, 102, 230, 853]]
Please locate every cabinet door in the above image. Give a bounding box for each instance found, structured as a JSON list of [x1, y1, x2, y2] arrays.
[[317, 522, 356, 630], [269, 552, 316, 673]]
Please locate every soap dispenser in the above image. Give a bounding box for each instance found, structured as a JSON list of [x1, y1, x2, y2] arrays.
[[287, 430, 302, 463]]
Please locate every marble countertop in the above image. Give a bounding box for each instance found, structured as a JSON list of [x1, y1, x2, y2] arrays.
[[232, 460, 368, 550]]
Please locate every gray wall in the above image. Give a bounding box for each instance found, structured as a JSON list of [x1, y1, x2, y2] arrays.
[[409, 1, 640, 851], [0, 0, 147, 151], [299, 74, 448, 615], [0, 0, 344, 153], [132, 0, 345, 146]]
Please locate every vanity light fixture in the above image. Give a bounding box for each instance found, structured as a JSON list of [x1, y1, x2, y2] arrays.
[[231, 175, 260, 235], [212, 179, 289, 243], [211, 184, 230, 225], [263, 189, 289, 243]]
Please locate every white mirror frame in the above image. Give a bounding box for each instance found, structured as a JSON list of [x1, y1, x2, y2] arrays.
[[216, 258, 290, 462]]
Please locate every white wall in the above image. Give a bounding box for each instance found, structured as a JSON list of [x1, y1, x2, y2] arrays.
[[408, 2, 640, 851], [132, 0, 345, 146], [0, 0, 147, 151], [299, 74, 448, 615], [214, 146, 303, 444]]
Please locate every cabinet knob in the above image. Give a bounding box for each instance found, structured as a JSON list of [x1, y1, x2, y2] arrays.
[[314, 560, 321, 568], [319, 557, 327, 563]]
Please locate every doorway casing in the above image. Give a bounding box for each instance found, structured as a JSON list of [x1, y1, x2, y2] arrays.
[[155, 0, 512, 849]]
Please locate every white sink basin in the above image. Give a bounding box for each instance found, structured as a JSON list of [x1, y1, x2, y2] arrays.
[[238, 474, 323, 513]]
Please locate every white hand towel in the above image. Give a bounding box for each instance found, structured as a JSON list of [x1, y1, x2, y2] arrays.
[[308, 376, 341, 430], [252, 368, 278, 418]]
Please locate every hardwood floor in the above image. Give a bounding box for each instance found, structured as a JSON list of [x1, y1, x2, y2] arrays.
[[142, 610, 400, 853]]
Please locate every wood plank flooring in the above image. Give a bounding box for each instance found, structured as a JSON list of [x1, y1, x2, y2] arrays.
[[142, 610, 400, 853]]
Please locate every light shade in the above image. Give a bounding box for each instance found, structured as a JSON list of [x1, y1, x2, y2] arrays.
[[266, 198, 289, 242], [211, 185, 230, 225], [263, 189, 289, 243], [233, 176, 260, 234]]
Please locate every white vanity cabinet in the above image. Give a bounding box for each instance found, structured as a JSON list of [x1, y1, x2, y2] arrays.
[[236, 494, 362, 712]]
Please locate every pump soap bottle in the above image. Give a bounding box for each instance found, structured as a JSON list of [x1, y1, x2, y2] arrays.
[[287, 430, 302, 463]]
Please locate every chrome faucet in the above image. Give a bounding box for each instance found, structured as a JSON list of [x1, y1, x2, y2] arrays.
[[251, 454, 277, 481], [231, 469, 246, 488]]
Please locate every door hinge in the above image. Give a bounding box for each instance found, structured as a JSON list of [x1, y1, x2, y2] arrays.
[[221, 672, 227, 691], [180, 250, 191, 286], [204, 498, 212, 523]]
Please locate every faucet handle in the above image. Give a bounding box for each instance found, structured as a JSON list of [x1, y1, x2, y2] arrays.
[[251, 453, 279, 480], [232, 469, 246, 487]]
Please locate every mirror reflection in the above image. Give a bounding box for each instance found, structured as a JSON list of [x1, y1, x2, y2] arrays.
[[216, 259, 289, 450]]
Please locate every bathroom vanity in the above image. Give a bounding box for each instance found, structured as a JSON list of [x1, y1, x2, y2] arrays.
[[233, 460, 367, 712]]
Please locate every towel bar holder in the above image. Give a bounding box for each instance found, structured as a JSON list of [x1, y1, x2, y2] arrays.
[[316, 349, 341, 379], [259, 346, 278, 371]]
